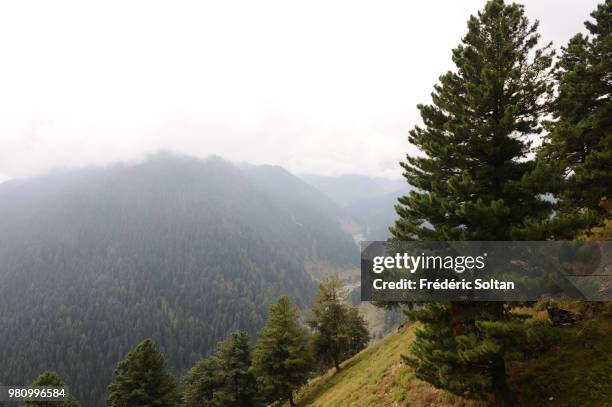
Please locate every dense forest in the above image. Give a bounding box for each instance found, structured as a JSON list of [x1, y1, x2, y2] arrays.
[[6, 277, 370, 407], [0, 154, 360, 406]]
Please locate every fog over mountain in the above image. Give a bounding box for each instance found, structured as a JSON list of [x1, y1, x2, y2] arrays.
[[0, 1, 599, 184], [299, 173, 407, 207], [0, 153, 364, 406], [299, 173, 412, 240]]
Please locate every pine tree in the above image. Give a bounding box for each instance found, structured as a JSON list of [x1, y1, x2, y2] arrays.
[[23, 371, 80, 407], [307, 277, 348, 372], [345, 307, 370, 357], [107, 339, 180, 407], [307, 276, 369, 372], [251, 296, 312, 407], [183, 358, 218, 407], [537, 0, 611, 238], [391, 0, 554, 405], [211, 331, 258, 406], [183, 331, 258, 407]]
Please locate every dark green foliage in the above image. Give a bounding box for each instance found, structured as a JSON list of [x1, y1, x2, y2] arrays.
[[307, 276, 370, 372], [107, 339, 180, 407], [537, 0, 612, 238], [251, 296, 312, 407], [183, 331, 258, 407], [392, 0, 554, 242], [0, 154, 359, 406], [345, 307, 371, 357], [391, 0, 554, 404], [23, 371, 80, 407], [183, 358, 218, 407]]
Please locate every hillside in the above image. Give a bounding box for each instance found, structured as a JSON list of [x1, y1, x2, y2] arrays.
[[0, 153, 358, 406], [295, 305, 612, 407], [240, 163, 359, 269]]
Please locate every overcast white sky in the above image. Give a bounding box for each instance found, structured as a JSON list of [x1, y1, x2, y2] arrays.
[[0, 0, 601, 182]]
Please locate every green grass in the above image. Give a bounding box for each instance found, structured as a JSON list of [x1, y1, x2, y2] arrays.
[[510, 315, 612, 406], [295, 323, 415, 407], [294, 307, 612, 407], [295, 323, 481, 407]]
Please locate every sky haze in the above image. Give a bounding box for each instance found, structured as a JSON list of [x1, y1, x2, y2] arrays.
[[0, 0, 601, 182]]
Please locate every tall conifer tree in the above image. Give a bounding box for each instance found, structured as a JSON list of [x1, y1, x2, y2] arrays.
[[107, 339, 180, 407], [251, 296, 312, 407], [537, 0, 611, 238], [391, 1, 554, 404]]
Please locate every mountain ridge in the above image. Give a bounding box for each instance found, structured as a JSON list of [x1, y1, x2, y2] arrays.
[[0, 153, 357, 406]]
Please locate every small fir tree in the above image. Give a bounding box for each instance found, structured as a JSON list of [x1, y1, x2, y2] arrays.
[[107, 339, 180, 407], [251, 296, 312, 407], [183, 331, 258, 407], [183, 357, 218, 407], [307, 276, 369, 372], [345, 307, 370, 357], [23, 371, 80, 407]]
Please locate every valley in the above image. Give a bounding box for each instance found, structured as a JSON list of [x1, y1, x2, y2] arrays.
[[0, 152, 401, 406]]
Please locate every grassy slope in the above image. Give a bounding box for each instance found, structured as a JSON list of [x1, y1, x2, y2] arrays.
[[295, 323, 480, 407], [295, 307, 612, 407], [510, 309, 612, 406]]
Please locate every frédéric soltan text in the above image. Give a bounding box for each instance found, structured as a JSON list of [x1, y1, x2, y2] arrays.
[[372, 278, 515, 291]]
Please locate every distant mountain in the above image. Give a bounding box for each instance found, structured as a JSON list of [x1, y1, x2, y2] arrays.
[[345, 190, 407, 241], [299, 173, 406, 207], [242, 164, 347, 221], [0, 153, 357, 406], [240, 163, 358, 265], [299, 173, 411, 240]]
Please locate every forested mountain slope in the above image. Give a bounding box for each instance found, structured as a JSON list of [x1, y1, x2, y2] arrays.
[[240, 163, 358, 266], [0, 153, 357, 406]]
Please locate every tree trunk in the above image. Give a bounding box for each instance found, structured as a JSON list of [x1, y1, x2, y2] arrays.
[[450, 302, 464, 337], [288, 392, 296, 407], [491, 302, 514, 406], [491, 356, 514, 407], [334, 357, 341, 372]]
